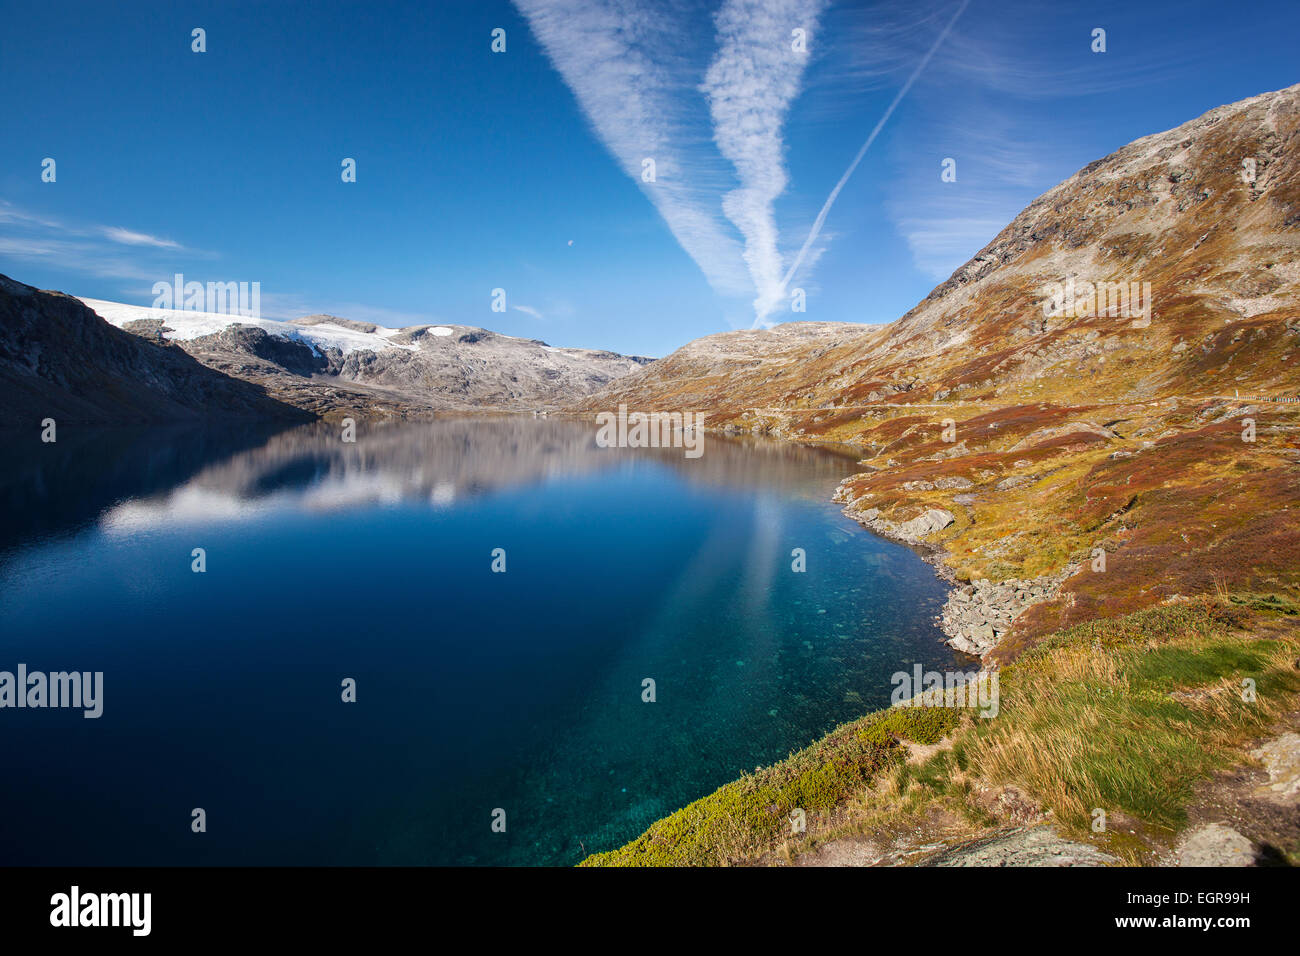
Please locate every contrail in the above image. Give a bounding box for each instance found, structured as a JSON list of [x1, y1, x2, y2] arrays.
[[773, 0, 972, 314], [704, 0, 828, 327], [512, 0, 753, 300]]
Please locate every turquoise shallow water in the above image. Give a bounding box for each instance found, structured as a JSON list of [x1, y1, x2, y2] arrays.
[[0, 419, 962, 865]]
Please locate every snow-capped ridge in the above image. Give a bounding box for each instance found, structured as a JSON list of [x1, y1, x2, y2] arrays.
[[78, 297, 418, 356]]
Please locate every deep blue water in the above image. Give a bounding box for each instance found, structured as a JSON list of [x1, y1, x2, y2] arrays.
[[0, 419, 961, 865]]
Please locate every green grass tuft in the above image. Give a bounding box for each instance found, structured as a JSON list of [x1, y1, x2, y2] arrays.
[[580, 598, 1300, 866]]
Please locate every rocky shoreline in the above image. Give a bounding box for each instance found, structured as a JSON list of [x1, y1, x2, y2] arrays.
[[831, 476, 1077, 660], [937, 567, 1078, 657]]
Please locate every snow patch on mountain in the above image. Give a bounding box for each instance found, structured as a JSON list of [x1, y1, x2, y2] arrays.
[[78, 297, 417, 355]]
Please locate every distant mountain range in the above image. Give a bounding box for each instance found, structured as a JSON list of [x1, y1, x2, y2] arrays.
[[0, 275, 313, 425], [0, 280, 653, 425], [82, 297, 654, 421]]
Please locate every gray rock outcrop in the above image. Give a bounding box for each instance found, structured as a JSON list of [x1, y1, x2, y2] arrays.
[[851, 506, 956, 546], [0, 275, 312, 426], [939, 565, 1078, 656]]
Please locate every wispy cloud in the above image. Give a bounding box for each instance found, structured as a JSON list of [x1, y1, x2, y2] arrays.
[[101, 226, 182, 249], [0, 199, 202, 282], [703, 0, 827, 324], [887, 115, 1044, 281], [875, 0, 1201, 284], [937, 21, 1202, 101], [895, 211, 1007, 280], [0, 203, 64, 231], [0, 199, 431, 328], [0, 234, 163, 283], [512, 304, 544, 320], [515, 0, 967, 327], [513, 0, 752, 300]]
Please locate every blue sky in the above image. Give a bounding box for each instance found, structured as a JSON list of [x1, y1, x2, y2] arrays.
[[1, 0, 1296, 357]]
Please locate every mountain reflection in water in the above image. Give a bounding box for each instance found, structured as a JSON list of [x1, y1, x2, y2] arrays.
[[0, 418, 960, 865]]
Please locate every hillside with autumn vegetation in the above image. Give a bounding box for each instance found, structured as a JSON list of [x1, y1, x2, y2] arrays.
[[579, 82, 1300, 660]]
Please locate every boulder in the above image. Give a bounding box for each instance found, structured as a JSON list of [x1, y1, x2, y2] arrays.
[[896, 509, 956, 539]]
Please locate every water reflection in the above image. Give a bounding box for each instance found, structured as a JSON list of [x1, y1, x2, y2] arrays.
[[3, 418, 865, 545], [0, 416, 958, 866]]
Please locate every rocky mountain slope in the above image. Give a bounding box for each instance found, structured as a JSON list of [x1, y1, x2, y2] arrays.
[[577, 82, 1300, 658], [0, 275, 312, 426], [84, 298, 651, 420]]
